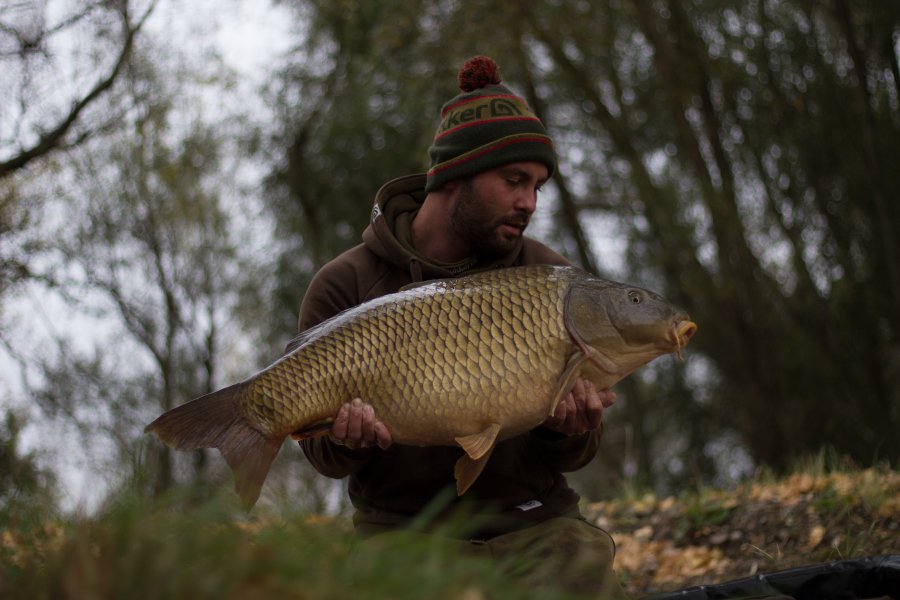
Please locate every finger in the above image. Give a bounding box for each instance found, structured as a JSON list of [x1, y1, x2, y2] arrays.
[[360, 403, 377, 444], [553, 394, 570, 421], [330, 402, 351, 442], [583, 382, 605, 430], [374, 421, 393, 449], [563, 394, 580, 429], [598, 388, 617, 408], [570, 378, 586, 402], [347, 398, 365, 444], [573, 380, 593, 424]]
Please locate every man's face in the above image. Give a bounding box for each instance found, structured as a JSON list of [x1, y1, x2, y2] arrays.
[[448, 162, 549, 258]]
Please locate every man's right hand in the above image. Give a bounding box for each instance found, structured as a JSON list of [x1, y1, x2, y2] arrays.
[[329, 397, 393, 450]]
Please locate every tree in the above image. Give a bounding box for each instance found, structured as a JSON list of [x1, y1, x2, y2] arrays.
[[261, 0, 462, 338], [0, 409, 58, 521], [0, 0, 156, 179], [5, 36, 273, 503], [517, 0, 900, 474], [265, 0, 900, 495]]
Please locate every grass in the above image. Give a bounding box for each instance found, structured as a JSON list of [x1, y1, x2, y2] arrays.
[[4, 458, 896, 599], [1, 489, 594, 600]]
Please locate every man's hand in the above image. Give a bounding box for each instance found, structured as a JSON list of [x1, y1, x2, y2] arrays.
[[543, 378, 616, 436], [328, 398, 393, 450]]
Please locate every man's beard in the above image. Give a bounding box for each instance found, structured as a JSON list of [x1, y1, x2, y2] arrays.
[[448, 179, 530, 259]]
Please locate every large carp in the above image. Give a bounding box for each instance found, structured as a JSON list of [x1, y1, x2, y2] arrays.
[[146, 265, 697, 509]]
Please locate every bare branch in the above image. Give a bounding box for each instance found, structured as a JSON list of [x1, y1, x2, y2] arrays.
[[0, 1, 157, 179]]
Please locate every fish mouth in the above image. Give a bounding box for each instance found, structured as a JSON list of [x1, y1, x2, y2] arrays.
[[672, 320, 698, 360]]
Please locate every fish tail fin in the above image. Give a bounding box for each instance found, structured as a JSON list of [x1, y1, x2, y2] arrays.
[[144, 382, 281, 510]]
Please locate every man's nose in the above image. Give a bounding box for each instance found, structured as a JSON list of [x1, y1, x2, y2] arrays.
[[514, 188, 538, 214]]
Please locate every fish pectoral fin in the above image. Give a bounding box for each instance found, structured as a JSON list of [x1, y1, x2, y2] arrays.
[[455, 423, 502, 460], [290, 419, 335, 440], [454, 444, 497, 495], [548, 352, 590, 416]]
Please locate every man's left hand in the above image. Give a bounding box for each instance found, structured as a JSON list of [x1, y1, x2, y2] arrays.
[[542, 378, 616, 436]]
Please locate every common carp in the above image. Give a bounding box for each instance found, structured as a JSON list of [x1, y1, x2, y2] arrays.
[[145, 265, 697, 509]]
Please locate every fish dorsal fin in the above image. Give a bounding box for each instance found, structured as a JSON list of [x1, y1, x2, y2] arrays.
[[399, 279, 439, 292], [547, 352, 591, 417], [455, 423, 501, 460], [283, 326, 322, 355]]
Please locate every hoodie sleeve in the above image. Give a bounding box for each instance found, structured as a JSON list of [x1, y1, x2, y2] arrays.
[[531, 427, 603, 472]]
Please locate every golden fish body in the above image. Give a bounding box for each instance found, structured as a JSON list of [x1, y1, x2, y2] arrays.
[[146, 265, 697, 508], [249, 266, 574, 446]]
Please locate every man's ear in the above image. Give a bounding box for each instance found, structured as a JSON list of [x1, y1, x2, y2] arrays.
[[440, 178, 463, 194]]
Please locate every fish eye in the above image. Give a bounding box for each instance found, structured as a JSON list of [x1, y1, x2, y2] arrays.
[[628, 291, 643, 304]]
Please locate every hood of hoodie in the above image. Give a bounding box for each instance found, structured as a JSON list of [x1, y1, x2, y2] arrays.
[[361, 173, 527, 283]]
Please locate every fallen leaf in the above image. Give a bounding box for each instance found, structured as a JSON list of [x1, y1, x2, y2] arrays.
[[807, 525, 826, 549]]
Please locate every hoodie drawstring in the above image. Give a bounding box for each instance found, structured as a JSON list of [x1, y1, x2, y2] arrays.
[[409, 259, 423, 283]]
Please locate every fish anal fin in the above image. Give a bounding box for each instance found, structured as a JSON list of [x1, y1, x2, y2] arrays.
[[455, 423, 501, 460], [454, 444, 497, 495], [453, 424, 501, 496], [220, 428, 282, 510]]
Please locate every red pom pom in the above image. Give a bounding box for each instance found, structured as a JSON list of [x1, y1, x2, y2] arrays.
[[458, 56, 502, 92]]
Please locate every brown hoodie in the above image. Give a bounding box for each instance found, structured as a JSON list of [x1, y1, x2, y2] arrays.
[[297, 174, 601, 538]]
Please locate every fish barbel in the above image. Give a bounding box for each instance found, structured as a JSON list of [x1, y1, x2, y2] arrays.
[[145, 265, 697, 509]]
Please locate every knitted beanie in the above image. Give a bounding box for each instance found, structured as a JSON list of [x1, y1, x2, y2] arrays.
[[425, 56, 557, 192]]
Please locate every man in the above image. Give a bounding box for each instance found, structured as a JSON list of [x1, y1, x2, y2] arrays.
[[296, 56, 625, 597]]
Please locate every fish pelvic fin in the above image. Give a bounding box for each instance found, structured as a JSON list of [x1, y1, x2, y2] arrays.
[[454, 423, 501, 495], [144, 382, 282, 511], [290, 418, 335, 440]]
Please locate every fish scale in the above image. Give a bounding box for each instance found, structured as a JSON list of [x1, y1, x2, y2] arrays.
[[145, 265, 697, 509]]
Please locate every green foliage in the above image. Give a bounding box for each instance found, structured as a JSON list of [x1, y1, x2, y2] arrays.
[[676, 495, 735, 541]]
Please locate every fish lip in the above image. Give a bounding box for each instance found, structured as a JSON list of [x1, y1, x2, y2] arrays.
[[671, 320, 698, 360], [676, 320, 698, 344]]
